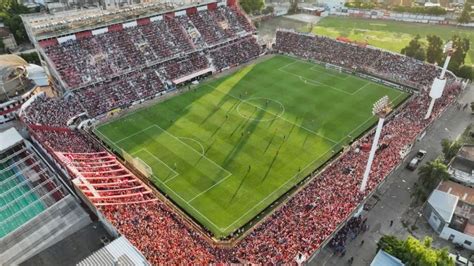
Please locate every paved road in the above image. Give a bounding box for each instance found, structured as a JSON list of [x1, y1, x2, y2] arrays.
[[310, 85, 474, 266]]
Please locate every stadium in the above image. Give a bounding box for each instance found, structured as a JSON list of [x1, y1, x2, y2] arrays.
[[0, 0, 465, 264]]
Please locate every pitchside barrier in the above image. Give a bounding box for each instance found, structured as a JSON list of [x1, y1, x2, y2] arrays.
[[122, 149, 153, 178]]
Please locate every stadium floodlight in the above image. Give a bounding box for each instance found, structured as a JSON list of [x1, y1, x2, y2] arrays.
[[424, 41, 454, 120], [360, 96, 392, 192]]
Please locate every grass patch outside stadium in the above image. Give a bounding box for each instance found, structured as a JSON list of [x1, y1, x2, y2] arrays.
[[306, 16, 474, 66], [94, 55, 409, 237]]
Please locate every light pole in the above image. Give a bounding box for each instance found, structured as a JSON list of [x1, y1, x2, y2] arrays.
[[360, 96, 392, 192], [424, 41, 454, 120]]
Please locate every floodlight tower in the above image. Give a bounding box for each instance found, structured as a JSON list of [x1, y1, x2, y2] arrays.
[[424, 41, 454, 120], [360, 96, 392, 192]]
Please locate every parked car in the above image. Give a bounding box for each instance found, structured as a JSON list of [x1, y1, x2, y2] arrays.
[[406, 150, 427, 171]]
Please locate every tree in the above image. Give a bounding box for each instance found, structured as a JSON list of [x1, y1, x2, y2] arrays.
[[378, 235, 454, 266], [239, 0, 264, 15], [457, 65, 474, 80], [441, 139, 462, 162], [287, 0, 298, 15], [458, 3, 472, 24], [418, 159, 450, 192], [426, 35, 444, 65], [449, 35, 471, 76], [401, 35, 426, 61], [0, 1, 32, 44]]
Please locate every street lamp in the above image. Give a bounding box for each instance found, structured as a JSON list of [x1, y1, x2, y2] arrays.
[[424, 41, 454, 120], [360, 96, 392, 192]]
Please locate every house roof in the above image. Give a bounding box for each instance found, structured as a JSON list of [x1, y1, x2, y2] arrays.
[[371, 250, 404, 266], [450, 145, 474, 174], [428, 189, 458, 223], [438, 180, 474, 205]]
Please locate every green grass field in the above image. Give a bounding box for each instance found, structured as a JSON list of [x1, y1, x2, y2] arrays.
[[308, 16, 474, 66], [95, 55, 408, 237]]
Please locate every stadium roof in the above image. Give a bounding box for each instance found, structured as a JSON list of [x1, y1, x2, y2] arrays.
[[77, 236, 149, 265], [26, 64, 49, 87], [0, 55, 27, 81], [0, 127, 23, 154]]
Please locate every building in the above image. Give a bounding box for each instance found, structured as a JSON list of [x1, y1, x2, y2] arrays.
[[0, 55, 49, 124], [0, 27, 17, 51], [371, 250, 405, 266], [0, 127, 90, 264], [424, 180, 474, 250], [449, 145, 474, 187], [76, 236, 149, 265]]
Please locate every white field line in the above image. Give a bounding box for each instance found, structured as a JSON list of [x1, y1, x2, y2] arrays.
[[279, 67, 353, 96], [187, 171, 233, 203], [132, 148, 179, 182], [222, 140, 341, 231], [114, 125, 156, 144], [352, 82, 372, 95], [94, 128, 122, 151], [151, 124, 232, 178], [178, 137, 205, 155], [104, 130, 227, 233], [152, 172, 226, 232], [207, 84, 339, 145], [309, 65, 351, 80]]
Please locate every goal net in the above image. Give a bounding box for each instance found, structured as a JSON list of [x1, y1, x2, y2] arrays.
[[122, 149, 153, 178], [325, 63, 342, 73]]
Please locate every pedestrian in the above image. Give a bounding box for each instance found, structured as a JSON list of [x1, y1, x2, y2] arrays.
[[390, 220, 393, 227], [360, 240, 364, 246], [348, 257, 354, 264]]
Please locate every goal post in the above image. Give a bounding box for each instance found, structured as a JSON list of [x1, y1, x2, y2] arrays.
[[121, 149, 153, 178], [325, 63, 342, 73], [134, 157, 153, 178]]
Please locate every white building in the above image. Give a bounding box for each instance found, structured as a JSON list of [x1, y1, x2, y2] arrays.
[[424, 180, 474, 250]]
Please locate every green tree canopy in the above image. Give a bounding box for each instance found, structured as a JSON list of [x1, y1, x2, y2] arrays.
[[418, 158, 450, 192], [0, 1, 33, 45], [378, 235, 454, 266], [239, 0, 264, 15], [401, 35, 426, 61], [426, 35, 444, 65], [448, 35, 471, 76], [458, 2, 472, 24], [441, 139, 463, 162]]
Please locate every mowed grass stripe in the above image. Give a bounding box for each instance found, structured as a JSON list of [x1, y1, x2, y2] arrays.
[[97, 55, 409, 236]]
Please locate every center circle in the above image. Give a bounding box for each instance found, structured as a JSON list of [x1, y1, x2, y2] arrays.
[[236, 97, 285, 122]]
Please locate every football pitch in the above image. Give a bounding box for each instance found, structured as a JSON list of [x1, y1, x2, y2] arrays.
[[95, 55, 409, 237]]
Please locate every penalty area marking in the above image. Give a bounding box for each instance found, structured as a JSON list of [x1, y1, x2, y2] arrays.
[[131, 148, 180, 183], [178, 137, 205, 155], [236, 97, 285, 122]]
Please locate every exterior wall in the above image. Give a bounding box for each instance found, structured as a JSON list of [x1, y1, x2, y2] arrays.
[[2, 34, 17, 50], [440, 226, 474, 250], [423, 203, 446, 233]]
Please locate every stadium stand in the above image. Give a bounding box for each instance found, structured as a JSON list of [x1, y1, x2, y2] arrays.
[[19, 3, 466, 264], [274, 30, 451, 89], [0, 128, 89, 265]]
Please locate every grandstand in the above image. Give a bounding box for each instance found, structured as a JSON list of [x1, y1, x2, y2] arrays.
[[0, 128, 90, 265], [15, 0, 466, 264]]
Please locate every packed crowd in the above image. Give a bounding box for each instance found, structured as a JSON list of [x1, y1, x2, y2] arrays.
[[210, 36, 262, 70], [43, 6, 254, 88], [328, 216, 368, 254], [24, 23, 464, 264], [274, 30, 452, 89], [26, 77, 462, 265], [22, 95, 85, 127]]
